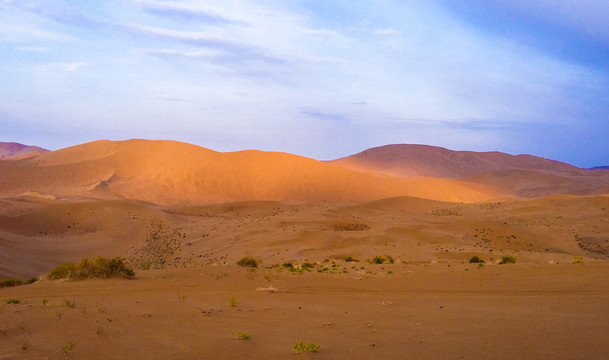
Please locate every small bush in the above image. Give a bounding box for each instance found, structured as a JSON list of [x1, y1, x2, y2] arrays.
[[573, 256, 585, 264], [0, 279, 22, 288], [368, 255, 395, 264], [236, 257, 258, 268], [21, 338, 31, 351], [48, 256, 135, 280], [236, 332, 251, 340], [344, 256, 359, 262], [499, 256, 516, 264], [293, 340, 320, 353], [229, 297, 238, 307], [6, 298, 21, 304], [469, 256, 485, 264]]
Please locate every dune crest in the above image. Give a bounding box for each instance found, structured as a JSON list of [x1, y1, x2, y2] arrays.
[[0, 139, 499, 204]]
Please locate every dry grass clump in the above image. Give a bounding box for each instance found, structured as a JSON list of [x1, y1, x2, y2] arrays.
[[236, 257, 258, 268], [0, 277, 37, 288], [293, 340, 320, 353], [499, 256, 516, 264], [48, 256, 135, 280]]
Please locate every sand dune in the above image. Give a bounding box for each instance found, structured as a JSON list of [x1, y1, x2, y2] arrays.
[[331, 144, 609, 197], [0, 142, 48, 159], [0, 139, 499, 204], [330, 144, 579, 178]]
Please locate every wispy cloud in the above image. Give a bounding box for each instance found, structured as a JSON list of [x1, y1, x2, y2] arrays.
[[16, 46, 49, 52], [61, 62, 87, 72], [140, 1, 248, 27]]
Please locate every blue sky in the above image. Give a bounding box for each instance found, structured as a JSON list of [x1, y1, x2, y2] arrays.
[[1, 0, 608, 167]]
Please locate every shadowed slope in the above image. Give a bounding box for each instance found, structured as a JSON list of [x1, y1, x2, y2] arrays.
[[0, 139, 499, 204], [330, 144, 580, 178], [0, 142, 48, 159], [331, 144, 609, 197]]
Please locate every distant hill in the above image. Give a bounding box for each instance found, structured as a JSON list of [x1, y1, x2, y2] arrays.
[[330, 144, 580, 178], [0, 142, 48, 159], [330, 144, 609, 198], [590, 166, 609, 170]]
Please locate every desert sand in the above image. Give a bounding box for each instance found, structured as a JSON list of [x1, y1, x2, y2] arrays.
[[1, 140, 609, 359]]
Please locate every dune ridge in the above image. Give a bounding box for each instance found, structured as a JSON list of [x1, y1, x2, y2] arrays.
[[0, 139, 499, 204], [330, 144, 609, 197]]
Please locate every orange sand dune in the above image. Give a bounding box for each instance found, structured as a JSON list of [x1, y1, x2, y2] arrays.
[[0, 139, 499, 204]]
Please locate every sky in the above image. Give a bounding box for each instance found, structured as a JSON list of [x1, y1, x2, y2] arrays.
[[1, 0, 608, 167]]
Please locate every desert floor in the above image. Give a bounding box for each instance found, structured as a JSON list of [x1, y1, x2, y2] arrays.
[[1, 194, 609, 359], [1, 262, 609, 360]]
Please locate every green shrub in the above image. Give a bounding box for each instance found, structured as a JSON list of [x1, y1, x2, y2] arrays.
[[469, 255, 485, 264], [236, 332, 251, 340], [236, 257, 258, 268], [368, 255, 395, 264], [293, 340, 320, 353], [573, 256, 585, 264], [6, 298, 21, 304], [0, 279, 22, 288], [499, 256, 516, 264], [48, 256, 135, 280], [229, 297, 238, 307]]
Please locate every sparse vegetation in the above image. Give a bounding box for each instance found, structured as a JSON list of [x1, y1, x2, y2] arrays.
[[344, 256, 359, 262], [573, 256, 585, 264], [236, 332, 251, 340], [65, 299, 76, 308], [96, 327, 104, 335], [6, 298, 21, 304], [477, 262, 485, 269], [469, 255, 485, 264], [0, 278, 22, 288], [61, 341, 76, 355], [236, 257, 258, 268], [499, 256, 516, 264], [229, 297, 238, 307], [0, 277, 36, 289], [21, 338, 31, 351], [48, 256, 135, 280], [368, 255, 395, 264], [42, 299, 50, 306], [293, 340, 320, 353]]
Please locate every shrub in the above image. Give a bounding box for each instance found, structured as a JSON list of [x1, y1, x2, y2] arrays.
[[573, 256, 585, 264], [499, 256, 516, 264], [48, 256, 135, 280], [293, 340, 320, 353], [236, 257, 258, 268], [368, 255, 395, 264], [229, 297, 238, 307], [0, 279, 22, 288], [236, 332, 251, 340], [6, 298, 21, 304], [469, 255, 485, 264], [344, 256, 359, 262]]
